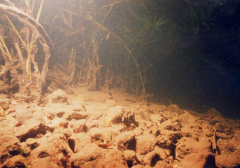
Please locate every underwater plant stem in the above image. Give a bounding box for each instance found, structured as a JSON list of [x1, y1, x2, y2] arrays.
[[101, 0, 117, 25], [0, 35, 12, 62], [36, 0, 45, 23], [86, 16, 145, 93]]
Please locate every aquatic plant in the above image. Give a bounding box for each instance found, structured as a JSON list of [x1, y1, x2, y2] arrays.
[[0, 0, 53, 102], [0, 0, 214, 101]]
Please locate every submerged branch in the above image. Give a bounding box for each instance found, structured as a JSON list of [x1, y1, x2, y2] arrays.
[[0, 0, 54, 101], [0, 0, 54, 52]]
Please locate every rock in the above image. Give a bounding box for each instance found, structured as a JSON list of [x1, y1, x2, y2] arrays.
[[71, 104, 86, 111], [0, 106, 5, 116], [123, 150, 139, 166], [52, 127, 73, 139], [104, 99, 117, 107], [216, 132, 232, 139], [93, 148, 128, 168], [62, 111, 88, 121], [0, 115, 18, 131], [167, 104, 183, 114], [20, 142, 31, 157], [46, 117, 68, 129], [116, 131, 135, 151], [232, 130, 240, 150], [177, 112, 196, 124], [143, 147, 167, 166], [146, 122, 154, 129], [63, 88, 74, 94], [14, 119, 46, 142], [100, 127, 118, 144], [123, 150, 136, 160], [88, 127, 103, 140], [26, 138, 40, 150], [69, 119, 87, 133], [207, 108, 221, 116], [30, 157, 63, 168], [62, 129, 73, 139], [181, 152, 215, 168], [123, 111, 138, 127], [136, 133, 155, 155], [70, 111, 88, 120], [0, 128, 22, 164], [154, 157, 173, 168], [32, 110, 49, 123], [72, 94, 85, 104], [159, 118, 181, 131], [156, 135, 174, 150], [131, 165, 145, 168], [0, 98, 10, 110], [70, 143, 102, 166], [68, 133, 92, 153], [1, 155, 26, 168], [44, 105, 67, 117], [160, 130, 182, 144], [29, 134, 73, 159], [149, 114, 167, 125], [107, 105, 125, 124], [181, 122, 203, 140], [106, 105, 137, 127], [135, 110, 151, 122], [56, 111, 65, 118], [48, 89, 68, 104], [147, 104, 167, 113], [86, 119, 99, 130], [133, 127, 143, 136], [175, 137, 212, 159], [148, 125, 160, 136], [215, 154, 240, 168], [217, 138, 235, 155], [215, 122, 233, 139], [14, 105, 33, 126], [112, 124, 126, 132]]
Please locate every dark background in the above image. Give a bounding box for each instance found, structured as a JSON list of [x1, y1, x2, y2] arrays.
[[151, 1, 240, 118]]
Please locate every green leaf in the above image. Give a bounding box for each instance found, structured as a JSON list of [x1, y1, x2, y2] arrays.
[[130, 9, 150, 27], [154, 18, 166, 27]]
